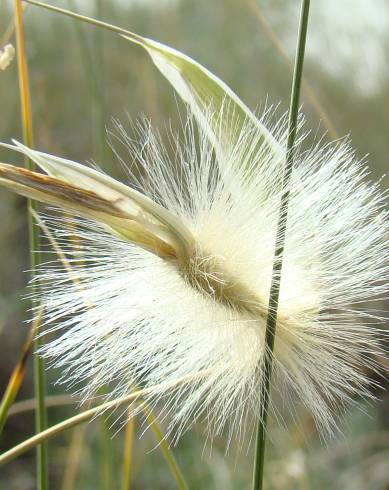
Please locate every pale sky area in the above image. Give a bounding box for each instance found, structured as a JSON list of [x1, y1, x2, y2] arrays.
[[271, 0, 389, 96], [308, 0, 389, 96]]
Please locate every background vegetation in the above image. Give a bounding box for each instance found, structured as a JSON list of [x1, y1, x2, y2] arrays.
[[0, 0, 388, 488]]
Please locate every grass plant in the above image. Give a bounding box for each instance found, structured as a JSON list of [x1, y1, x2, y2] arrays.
[[0, 2, 387, 489]]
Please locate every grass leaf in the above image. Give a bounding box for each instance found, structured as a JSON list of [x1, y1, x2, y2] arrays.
[[121, 33, 284, 166]]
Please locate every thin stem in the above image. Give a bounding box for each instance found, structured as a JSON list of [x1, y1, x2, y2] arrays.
[[60, 425, 89, 490], [144, 404, 189, 490], [0, 3, 28, 46], [100, 417, 113, 490], [93, 0, 106, 163], [0, 371, 203, 466], [122, 415, 135, 490], [24, 0, 143, 41], [0, 395, 143, 467], [8, 395, 76, 417], [252, 1, 311, 489], [14, 2, 48, 489]]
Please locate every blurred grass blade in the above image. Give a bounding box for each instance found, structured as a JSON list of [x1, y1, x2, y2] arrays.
[[144, 404, 189, 490], [60, 425, 89, 490], [0, 3, 28, 46], [66, 0, 106, 162], [0, 394, 145, 467], [246, 0, 338, 139], [9, 395, 76, 416], [122, 415, 135, 490], [0, 308, 43, 433], [13, 1, 48, 489], [24, 0, 284, 166], [101, 418, 113, 490], [93, 0, 106, 163]]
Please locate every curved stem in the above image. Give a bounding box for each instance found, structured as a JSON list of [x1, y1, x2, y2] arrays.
[[8, 395, 77, 416], [0, 308, 43, 433], [143, 404, 189, 490], [24, 0, 143, 41], [0, 371, 201, 467], [252, 1, 311, 489], [0, 393, 142, 467]]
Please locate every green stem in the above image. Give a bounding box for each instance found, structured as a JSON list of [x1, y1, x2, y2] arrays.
[[144, 405, 189, 490], [14, 1, 48, 489], [33, 328, 48, 490], [66, 0, 106, 163], [94, 0, 106, 164], [100, 418, 113, 490], [252, 1, 311, 489]]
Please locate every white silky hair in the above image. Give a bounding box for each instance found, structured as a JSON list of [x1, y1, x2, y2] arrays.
[[34, 110, 388, 444]]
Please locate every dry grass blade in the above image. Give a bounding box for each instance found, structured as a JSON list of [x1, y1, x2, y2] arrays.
[[0, 308, 44, 433], [144, 404, 189, 490], [122, 415, 135, 490], [14, 0, 33, 151], [0, 393, 144, 466], [8, 395, 77, 416], [246, 0, 338, 139], [0, 371, 205, 466], [0, 3, 28, 47], [60, 425, 89, 490], [23, 0, 283, 170]]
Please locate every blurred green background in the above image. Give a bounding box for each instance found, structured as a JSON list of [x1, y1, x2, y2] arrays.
[[0, 0, 388, 489]]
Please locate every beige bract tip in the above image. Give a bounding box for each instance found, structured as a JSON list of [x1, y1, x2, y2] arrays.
[[0, 44, 15, 71]]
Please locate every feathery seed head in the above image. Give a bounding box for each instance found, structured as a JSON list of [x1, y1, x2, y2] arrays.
[[1, 109, 388, 443]]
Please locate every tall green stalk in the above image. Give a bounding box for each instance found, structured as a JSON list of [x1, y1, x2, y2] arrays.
[[14, 1, 48, 489], [252, 1, 311, 489], [93, 0, 106, 164], [67, 0, 106, 162]]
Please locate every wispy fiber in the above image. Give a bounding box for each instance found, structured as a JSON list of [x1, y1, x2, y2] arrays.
[[0, 108, 387, 444]]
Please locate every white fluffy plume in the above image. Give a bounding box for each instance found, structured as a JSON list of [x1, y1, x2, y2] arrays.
[[4, 110, 388, 442]]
